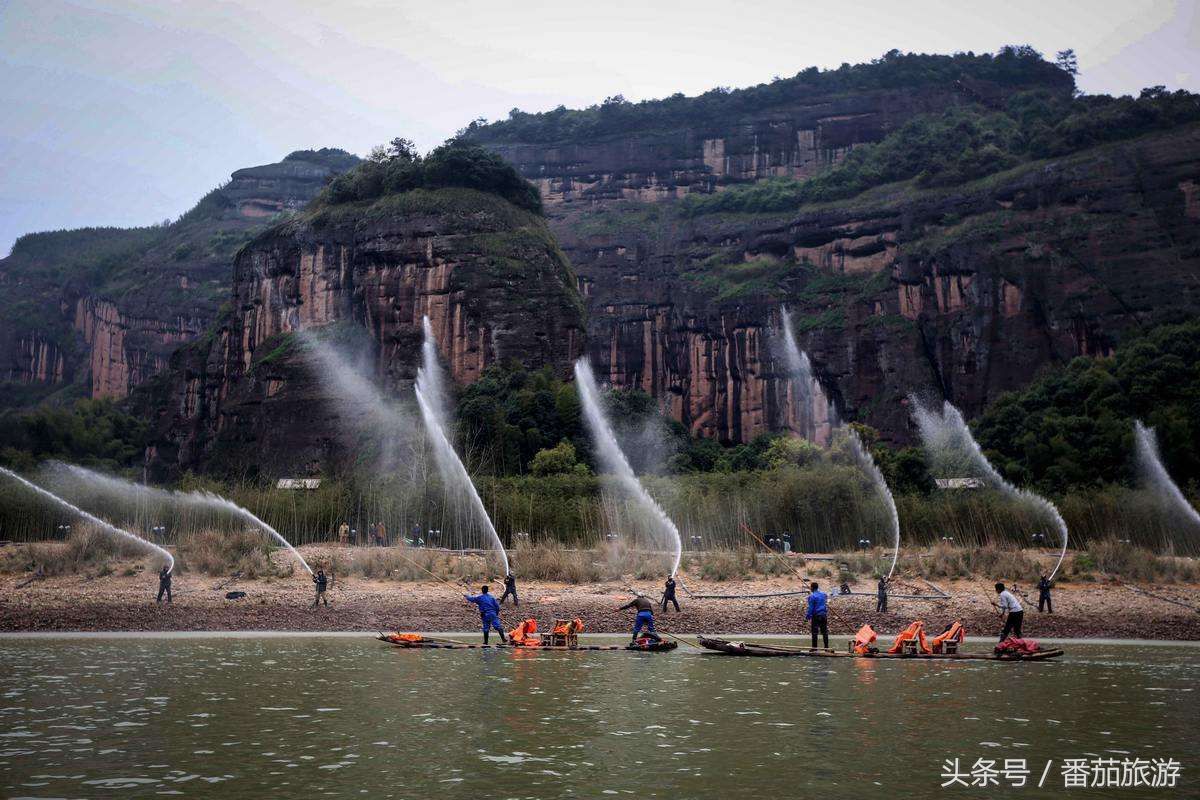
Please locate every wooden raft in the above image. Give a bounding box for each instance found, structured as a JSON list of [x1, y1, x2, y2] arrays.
[[698, 636, 1064, 661]]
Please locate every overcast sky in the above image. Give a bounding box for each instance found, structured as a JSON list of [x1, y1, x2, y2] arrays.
[[2, 0, 1198, 256]]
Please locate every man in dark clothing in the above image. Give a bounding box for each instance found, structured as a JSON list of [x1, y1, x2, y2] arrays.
[[156, 566, 172, 604], [312, 569, 330, 608], [660, 577, 680, 612], [465, 585, 506, 644], [618, 594, 661, 643], [806, 581, 829, 650], [876, 576, 889, 612], [1037, 575, 1053, 613], [500, 573, 519, 607]]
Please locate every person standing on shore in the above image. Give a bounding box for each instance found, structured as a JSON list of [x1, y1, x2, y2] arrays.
[[995, 582, 1024, 640], [338, 522, 350, 547], [876, 575, 888, 612], [806, 581, 829, 650], [661, 576, 680, 612], [1037, 575, 1053, 614], [617, 593, 661, 643], [500, 573, 519, 607], [156, 565, 172, 604], [465, 585, 506, 644], [312, 568, 330, 608]]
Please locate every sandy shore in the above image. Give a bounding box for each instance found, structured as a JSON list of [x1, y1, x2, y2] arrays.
[[2, 558, 1198, 640]]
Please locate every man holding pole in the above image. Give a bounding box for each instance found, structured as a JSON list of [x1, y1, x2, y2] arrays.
[[806, 581, 829, 650], [617, 593, 662, 644], [465, 585, 506, 645]]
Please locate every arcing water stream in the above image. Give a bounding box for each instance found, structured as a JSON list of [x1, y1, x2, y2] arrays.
[[416, 316, 510, 576], [574, 359, 682, 576], [778, 306, 898, 576], [912, 398, 1069, 580], [49, 463, 312, 575], [1, 466, 175, 573], [838, 428, 901, 580], [1134, 420, 1200, 535]]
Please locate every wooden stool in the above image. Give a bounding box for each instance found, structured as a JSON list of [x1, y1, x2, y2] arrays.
[[943, 640, 959, 654], [902, 639, 918, 655]]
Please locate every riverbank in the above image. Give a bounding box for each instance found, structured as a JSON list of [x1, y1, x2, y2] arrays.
[[2, 562, 1198, 639]]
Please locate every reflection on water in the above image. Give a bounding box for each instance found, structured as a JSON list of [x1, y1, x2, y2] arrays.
[[0, 637, 1195, 798]]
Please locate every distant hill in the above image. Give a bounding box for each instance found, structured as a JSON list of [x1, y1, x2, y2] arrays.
[[0, 149, 358, 407]]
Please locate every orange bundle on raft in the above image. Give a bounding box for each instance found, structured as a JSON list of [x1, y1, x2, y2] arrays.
[[887, 620, 932, 654], [508, 618, 541, 647], [552, 618, 585, 636], [852, 624, 877, 655], [930, 621, 965, 653], [386, 632, 424, 643]]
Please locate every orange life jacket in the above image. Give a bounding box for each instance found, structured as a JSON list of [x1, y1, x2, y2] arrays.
[[930, 621, 965, 653], [388, 632, 423, 643], [852, 624, 877, 655], [508, 618, 541, 646], [887, 620, 932, 654]]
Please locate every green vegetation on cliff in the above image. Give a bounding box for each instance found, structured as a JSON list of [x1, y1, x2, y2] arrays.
[[464, 47, 1072, 145], [321, 141, 542, 213], [972, 319, 1200, 494], [682, 86, 1200, 216]]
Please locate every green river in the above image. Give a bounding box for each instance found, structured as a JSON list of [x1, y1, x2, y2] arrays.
[[0, 635, 1194, 798]]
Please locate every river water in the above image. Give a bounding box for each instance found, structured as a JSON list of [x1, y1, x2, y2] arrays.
[[0, 635, 1194, 798]]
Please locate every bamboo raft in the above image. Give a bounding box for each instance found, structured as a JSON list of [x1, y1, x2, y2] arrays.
[[377, 634, 677, 653], [698, 637, 1064, 661]]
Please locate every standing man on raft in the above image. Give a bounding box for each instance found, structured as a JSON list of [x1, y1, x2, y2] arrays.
[[806, 581, 830, 651], [617, 593, 662, 644], [995, 582, 1024, 640], [465, 585, 506, 644]]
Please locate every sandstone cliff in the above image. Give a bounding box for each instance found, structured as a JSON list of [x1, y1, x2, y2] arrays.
[[0, 149, 357, 406], [145, 187, 585, 478], [475, 116, 1200, 443]]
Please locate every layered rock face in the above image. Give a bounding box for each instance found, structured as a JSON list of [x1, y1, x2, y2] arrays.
[[146, 188, 585, 478], [478, 116, 1200, 443], [0, 150, 356, 406]]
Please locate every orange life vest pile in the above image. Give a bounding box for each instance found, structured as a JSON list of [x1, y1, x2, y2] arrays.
[[852, 624, 878, 655], [930, 621, 965, 653], [385, 632, 424, 644], [886, 620, 932, 654], [508, 618, 541, 647]]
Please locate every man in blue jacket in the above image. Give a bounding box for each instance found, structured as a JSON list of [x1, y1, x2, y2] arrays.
[[806, 581, 829, 650], [465, 585, 506, 644]]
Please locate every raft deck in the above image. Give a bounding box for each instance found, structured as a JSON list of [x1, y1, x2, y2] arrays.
[[377, 634, 676, 652]]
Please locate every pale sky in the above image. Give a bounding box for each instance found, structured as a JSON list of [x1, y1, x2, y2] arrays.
[[2, 0, 1198, 255]]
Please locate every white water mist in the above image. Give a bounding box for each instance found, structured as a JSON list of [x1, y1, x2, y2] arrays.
[[302, 331, 419, 473], [574, 358, 682, 576], [911, 398, 1069, 580], [49, 463, 312, 575], [1134, 420, 1200, 533], [778, 305, 835, 443], [416, 316, 510, 575], [1, 466, 174, 573], [839, 429, 901, 579]]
